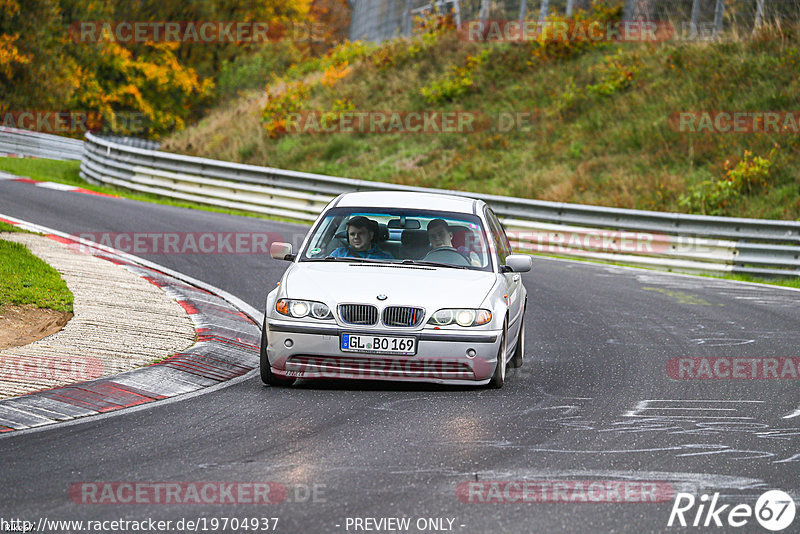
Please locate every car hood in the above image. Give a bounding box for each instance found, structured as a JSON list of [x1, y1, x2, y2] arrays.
[[283, 262, 497, 308]]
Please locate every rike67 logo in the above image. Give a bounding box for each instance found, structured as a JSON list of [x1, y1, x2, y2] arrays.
[[668, 490, 795, 531]]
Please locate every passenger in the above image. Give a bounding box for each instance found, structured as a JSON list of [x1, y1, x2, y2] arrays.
[[329, 216, 393, 259], [424, 219, 473, 266]]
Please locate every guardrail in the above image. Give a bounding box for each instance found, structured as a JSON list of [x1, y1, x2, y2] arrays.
[[78, 131, 799, 277], [0, 127, 84, 161]]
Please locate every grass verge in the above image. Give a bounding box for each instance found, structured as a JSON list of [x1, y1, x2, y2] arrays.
[[0, 221, 24, 233], [0, 158, 83, 185], [164, 14, 800, 221], [534, 253, 800, 290], [0, 236, 74, 313]]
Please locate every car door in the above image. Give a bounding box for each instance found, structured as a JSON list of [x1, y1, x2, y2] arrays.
[[485, 208, 523, 342]]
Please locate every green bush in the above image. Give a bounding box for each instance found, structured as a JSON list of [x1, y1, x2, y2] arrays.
[[420, 48, 490, 103], [679, 149, 777, 215], [216, 44, 302, 98]]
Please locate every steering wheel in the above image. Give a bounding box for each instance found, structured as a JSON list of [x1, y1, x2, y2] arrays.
[[423, 247, 470, 266]]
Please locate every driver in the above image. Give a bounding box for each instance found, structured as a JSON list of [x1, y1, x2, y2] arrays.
[[427, 219, 457, 250], [329, 216, 393, 259]]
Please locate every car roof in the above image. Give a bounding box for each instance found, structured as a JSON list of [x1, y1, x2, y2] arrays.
[[334, 191, 480, 214]]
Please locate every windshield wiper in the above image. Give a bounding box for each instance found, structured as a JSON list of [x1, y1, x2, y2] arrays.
[[305, 256, 375, 263], [398, 259, 468, 270]]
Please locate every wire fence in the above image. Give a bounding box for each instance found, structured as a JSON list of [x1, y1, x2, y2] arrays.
[[348, 0, 800, 42]]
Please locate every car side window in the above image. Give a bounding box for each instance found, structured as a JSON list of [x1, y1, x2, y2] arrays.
[[484, 208, 510, 265]]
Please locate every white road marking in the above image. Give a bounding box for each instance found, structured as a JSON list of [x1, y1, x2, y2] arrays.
[[623, 399, 763, 420], [783, 407, 800, 419], [35, 181, 78, 191]]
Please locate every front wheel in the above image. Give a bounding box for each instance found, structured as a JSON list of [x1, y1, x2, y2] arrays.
[[260, 318, 295, 387], [488, 322, 507, 389]]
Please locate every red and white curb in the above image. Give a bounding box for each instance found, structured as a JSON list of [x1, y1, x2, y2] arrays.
[[0, 214, 263, 434], [0, 170, 117, 198]]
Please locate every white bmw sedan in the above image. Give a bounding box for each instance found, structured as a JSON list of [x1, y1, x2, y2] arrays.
[[261, 191, 531, 388]]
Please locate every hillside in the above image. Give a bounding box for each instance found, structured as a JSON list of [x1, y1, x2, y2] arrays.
[[163, 10, 800, 220]]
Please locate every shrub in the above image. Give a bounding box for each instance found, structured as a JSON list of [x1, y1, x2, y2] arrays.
[[320, 97, 356, 131], [679, 148, 778, 215], [262, 82, 309, 138], [585, 50, 642, 96], [529, 1, 622, 63], [420, 48, 490, 103]]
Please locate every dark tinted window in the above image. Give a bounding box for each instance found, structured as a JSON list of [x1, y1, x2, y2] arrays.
[[485, 208, 511, 265]]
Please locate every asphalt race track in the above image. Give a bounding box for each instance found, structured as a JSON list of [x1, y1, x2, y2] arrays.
[[1, 179, 799, 533]]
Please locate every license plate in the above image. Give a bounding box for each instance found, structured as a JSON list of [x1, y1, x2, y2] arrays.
[[341, 334, 416, 355]]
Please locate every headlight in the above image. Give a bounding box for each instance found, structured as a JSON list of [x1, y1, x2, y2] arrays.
[[311, 302, 331, 319], [289, 300, 309, 317], [456, 309, 476, 327], [431, 309, 454, 326], [276, 299, 332, 320], [427, 308, 491, 327]]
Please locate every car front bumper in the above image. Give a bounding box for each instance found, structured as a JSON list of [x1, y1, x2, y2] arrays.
[[266, 320, 503, 385]]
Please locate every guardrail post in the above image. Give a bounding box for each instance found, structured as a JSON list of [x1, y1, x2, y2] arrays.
[[713, 0, 725, 39], [538, 0, 550, 22]]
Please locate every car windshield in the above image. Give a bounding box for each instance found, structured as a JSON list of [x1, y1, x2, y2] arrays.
[[299, 207, 493, 271]]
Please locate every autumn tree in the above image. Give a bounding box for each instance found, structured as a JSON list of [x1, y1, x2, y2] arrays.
[[1, 0, 314, 137]]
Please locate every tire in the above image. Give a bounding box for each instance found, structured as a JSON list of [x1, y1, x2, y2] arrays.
[[488, 322, 507, 389], [260, 318, 295, 387], [509, 315, 524, 369]]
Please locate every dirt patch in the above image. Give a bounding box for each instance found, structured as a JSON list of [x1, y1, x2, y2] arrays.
[[0, 305, 73, 350]]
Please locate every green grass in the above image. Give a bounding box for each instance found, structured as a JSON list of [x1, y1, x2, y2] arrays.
[[0, 221, 24, 233], [707, 272, 800, 290], [534, 252, 800, 289], [0, 238, 74, 313], [0, 158, 83, 185], [163, 19, 800, 221]]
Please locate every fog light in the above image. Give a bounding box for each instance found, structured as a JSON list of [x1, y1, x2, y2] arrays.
[[284, 339, 294, 348], [466, 348, 476, 358]]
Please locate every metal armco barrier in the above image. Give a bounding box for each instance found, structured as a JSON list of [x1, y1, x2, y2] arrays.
[[74, 131, 795, 277], [0, 127, 84, 161]]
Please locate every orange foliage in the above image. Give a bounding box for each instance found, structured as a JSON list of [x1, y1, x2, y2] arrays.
[[0, 0, 310, 138]]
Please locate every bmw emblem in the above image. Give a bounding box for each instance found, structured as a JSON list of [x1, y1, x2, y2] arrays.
[[377, 294, 388, 301]]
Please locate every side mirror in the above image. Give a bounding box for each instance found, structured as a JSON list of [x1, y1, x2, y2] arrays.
[[504, 254, 532, 273], [270, 242, 295, 261]]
